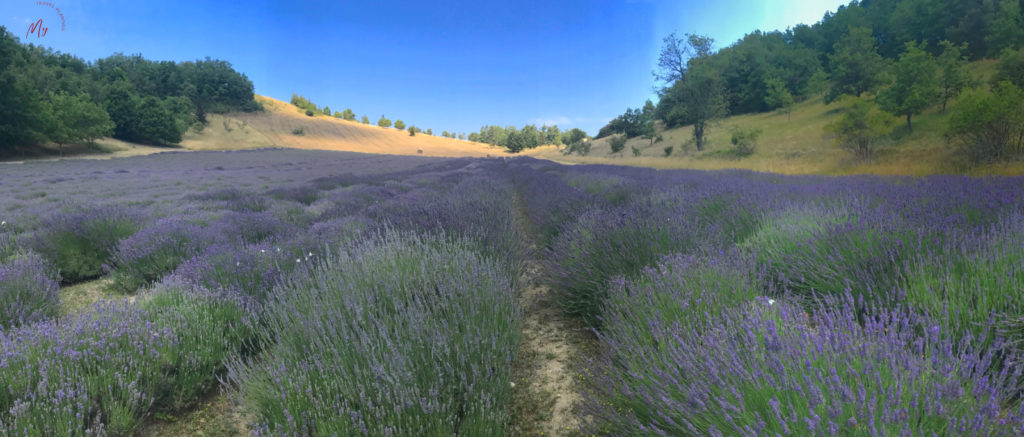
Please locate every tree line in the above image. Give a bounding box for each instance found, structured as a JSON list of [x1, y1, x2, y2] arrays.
[[599, 0, 1024, 160], [289, 94, 592, 152], [0, 26, 259, 153], [468, 125, 587, 153]]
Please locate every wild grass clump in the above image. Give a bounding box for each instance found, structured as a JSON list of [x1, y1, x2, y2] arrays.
[[0, 252, 60, 329], [28, 206, 143, 283], [108, 216, 213, 293], [0, 283, 250, 436], [227, 232, 520, 436], [585, 273, 1024, 435]]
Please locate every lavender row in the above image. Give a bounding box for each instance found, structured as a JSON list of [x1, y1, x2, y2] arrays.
[[226, 232, 521, 436]]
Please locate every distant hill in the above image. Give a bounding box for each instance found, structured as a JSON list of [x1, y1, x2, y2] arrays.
[[527, 60, 1024, 176], [178, 96, 506, 158]]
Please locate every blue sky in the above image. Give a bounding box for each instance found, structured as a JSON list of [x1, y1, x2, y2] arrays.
[[3, 0, 847, 136]]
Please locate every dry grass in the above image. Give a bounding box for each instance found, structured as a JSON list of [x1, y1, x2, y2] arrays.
[[185, 96, 509, 158]]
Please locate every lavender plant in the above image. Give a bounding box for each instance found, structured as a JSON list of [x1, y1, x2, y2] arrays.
[[27, 205, 143, 283], [0, 252, 60, 329], [227, 232, 520, 436], [108, 216, 213, 293], [0, 282, 250, 436], [586, 273, 1024, 435]]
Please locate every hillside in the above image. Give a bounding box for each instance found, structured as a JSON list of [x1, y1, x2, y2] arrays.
[[180, 96, 506, 158], [526, 60, 1024, 176]]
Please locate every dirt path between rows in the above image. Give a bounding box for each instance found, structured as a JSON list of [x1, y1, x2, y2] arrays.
[[509, 199, 592, 436]]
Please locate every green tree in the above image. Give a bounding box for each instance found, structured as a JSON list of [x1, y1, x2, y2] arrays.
[[562, 128, 587, 146], [653, 32, 715, 88], [631, 146, 642, 156], [322, 106, 331, 116], [408, 126, 416, 136], [946, 81, 1024, 161], [937, 40, 973, 112], [826, 95, 894, 161], [426, 128, 433, 135], [992, 47, 1024, 89], [377, 116, 392, 128], [827, 26, 888, 102], [609, 135, 627, 154], [663, 62, 727, 151], [0, 28, 48, 150], [44, 92, 114, 156], [803, 69, 829, 98], [877, 41, 939, 131], [985, 0, 1024, 56], [361, 115, 370, 124], [341, 108, 356, 121], [764, 76, 795, 119], [394, 119, 406, 130], [104, 80, 143, 141], [520, 124, 541, 149], [505, 127, 525, 153]]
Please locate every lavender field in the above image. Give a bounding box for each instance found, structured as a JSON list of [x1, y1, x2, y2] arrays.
[[2, 149, 1024, 436]]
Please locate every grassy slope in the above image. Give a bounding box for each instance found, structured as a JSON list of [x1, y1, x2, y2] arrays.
[[525, 59, 1024, 176], [181, 95, 508, 158]]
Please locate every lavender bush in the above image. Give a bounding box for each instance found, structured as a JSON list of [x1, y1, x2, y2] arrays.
[[108, 216, 213, 293], [0, 282, 250, 436], [0, 253, 60, 329], [586, 264, 1024, 435], [227, 232, 520, 436], [27, 205, 143, 283]]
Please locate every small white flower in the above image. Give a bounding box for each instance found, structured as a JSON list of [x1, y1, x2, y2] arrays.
[[236, 262, 240, 267], [308, 252, 313, 257], [296, 259, 301, 263], [1, 221, 5, 226], [510, 382, 516, 388], [767, 299, 776, 306], [260, 249, 266, 254], [276, 248, 281, 252]]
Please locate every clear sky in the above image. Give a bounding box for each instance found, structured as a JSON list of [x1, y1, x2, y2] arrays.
[[3, 0, 847, 136]]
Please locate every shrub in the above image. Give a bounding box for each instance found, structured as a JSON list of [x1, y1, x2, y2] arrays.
[[826, 95, 894, 161], [0, 252, 60, 329], [0, 283, 250, 436], [108, 217, 212, 294], [663, 145, 673, 156], [946, 82, 1024, 162], [29, 206, 143, 283], [394, 119, 406, 130], [609, 135, 627, 154], [377, 116, 392, 128], [729, 126, 761, 157], [291, 127, 305, 135], [304, 110, 314, 117], [227, 233, 520, 436], [631, 146, 641, 156]]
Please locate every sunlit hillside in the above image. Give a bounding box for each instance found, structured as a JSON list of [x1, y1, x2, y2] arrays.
[[181, 96, 507, 158], [526, 59, 1024, 176]]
